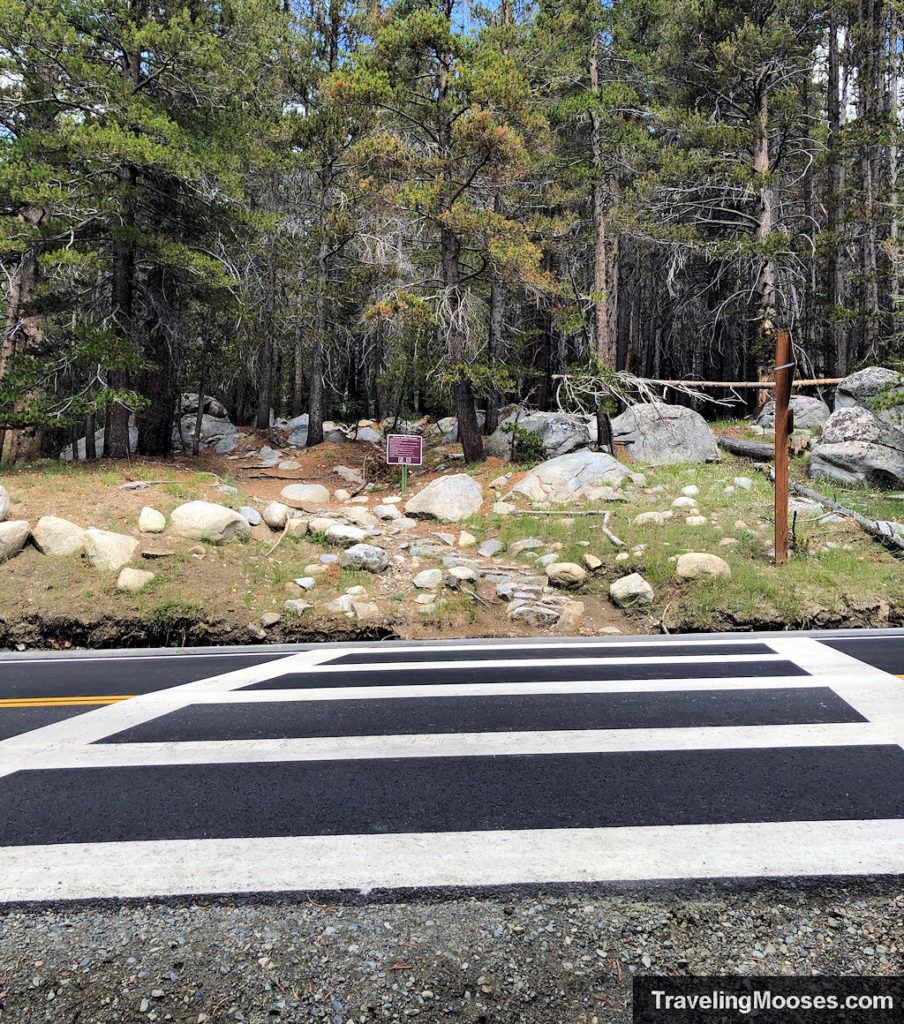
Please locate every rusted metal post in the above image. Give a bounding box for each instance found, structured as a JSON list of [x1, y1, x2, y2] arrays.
[[774, 331, 795, 564]]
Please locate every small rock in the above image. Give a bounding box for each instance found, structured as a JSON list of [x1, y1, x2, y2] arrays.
[[510, 538, 545, 555], [352, 600, 381, 620], [285, 516, 308, 537], [633, 511, 664, 526], [478, 539, 504, 557], [280, 483, 331, 508], [239, 506, 261, 526], [429, 531, 457, 546], [489, 474, 511, 490], [671, 496, 697, 509], [733, 476, 752, 489], [719, 537, 738, 546], [340, 543, 390, 571], [389, 517, 418, 533], [138, 507, 166, 533], [260, 612, 281, 628], [116, 567, 155, 593], [319, 553, 340, 563], [284, 599, 312, 615], [459, 530, 476, 548], [675, 552, 732, 580], [682, 484, 699, 496], [508, 603, 561, 627], [583, 554, 602, 571], [83, 528, 139, 572], [325, 524, 368, 546], [609, 572, 654, 607], [449, 565, 477, 582], [32, 515, 87, 557], [170, 501, 250, 543], [413, 569, 443, 589], [555, 600, 584, 632], [685, 515, 708, 526], [303, 564, 328, 576], [247, 622, 267, 640], [492, 501, 517, 515], [546, 562, 587, 588], [262, 502, 291, 530], [374, 504, 402, 520], [0, 484, 10, 521], [294, 577, 317, 590], [0, 520, 30, 563]]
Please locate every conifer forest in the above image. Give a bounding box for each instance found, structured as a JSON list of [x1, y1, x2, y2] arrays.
[[2, 0, 903, 464]]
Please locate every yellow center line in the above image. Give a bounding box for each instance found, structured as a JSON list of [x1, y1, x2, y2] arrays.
[[0, 696, 136, 709]]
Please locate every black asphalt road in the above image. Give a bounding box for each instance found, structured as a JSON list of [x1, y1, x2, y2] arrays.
[[102, 686, 865, 743], [1, 629, 902, 898], [0, 630, 901, 740]]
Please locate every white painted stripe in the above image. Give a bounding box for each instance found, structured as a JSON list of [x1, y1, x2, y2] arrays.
[[240, 652, 792, 676], [768, 638, 904, 750], [0, 673, 848, 773], [2, 820, 902, 901], [23, 722, 894, 770], [166, 675, 834, 703]]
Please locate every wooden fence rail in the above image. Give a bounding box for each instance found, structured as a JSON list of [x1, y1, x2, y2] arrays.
[[551, 375, 843, 390]]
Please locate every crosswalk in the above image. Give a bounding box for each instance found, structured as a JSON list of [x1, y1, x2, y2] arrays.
[[1, 636, 903, 901]]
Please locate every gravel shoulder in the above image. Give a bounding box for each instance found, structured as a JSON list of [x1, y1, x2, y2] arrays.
[[2, 882, 902, 1023]]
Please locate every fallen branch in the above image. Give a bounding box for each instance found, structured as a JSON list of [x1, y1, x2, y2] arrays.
[[790, 482, 904, 553], [265, 518, 291, 556], [504, 509, 617, 516], [601, 510, 625, 547], [717, 436, 777, 460]]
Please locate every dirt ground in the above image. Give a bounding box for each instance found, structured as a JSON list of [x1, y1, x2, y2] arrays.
[[0, 429, 636, 650], [1, 424, 901, 651]]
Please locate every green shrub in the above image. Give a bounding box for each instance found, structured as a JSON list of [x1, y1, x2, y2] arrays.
[[499, 422, 546, 462]]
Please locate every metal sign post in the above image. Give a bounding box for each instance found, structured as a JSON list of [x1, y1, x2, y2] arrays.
[[774, 331, 795, 565], [386, 434, 423, 495]]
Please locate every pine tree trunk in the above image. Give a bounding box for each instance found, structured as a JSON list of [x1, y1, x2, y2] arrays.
[[85, 413, 96, 460], [827, 14, 848, 375], [1, 208, 47, 463], [374, 319, 387, 423], [291, 322, 305, 418], [589, 31, 617, 368], [486, 277, 503, 435], [306, 233, 328, 447], [753, 89, 777, 361], [255, 261, 276, 430]]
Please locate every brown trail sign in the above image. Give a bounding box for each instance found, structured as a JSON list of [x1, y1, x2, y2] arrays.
[[386, 434, 423, 494]]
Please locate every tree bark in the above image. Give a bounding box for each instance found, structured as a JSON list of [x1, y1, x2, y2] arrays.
[[753, 88, 777, 358], [589, 30, 617, 367], [437, 22, 484, 463], [486, 275, 503, 434], [85, 413, 97, 460], [255, 259, 276, 430], [291, 321, 305, 418], [1, 208, 47, 462], [137, 269, 178, 456], [827, 13, 848, 375]]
